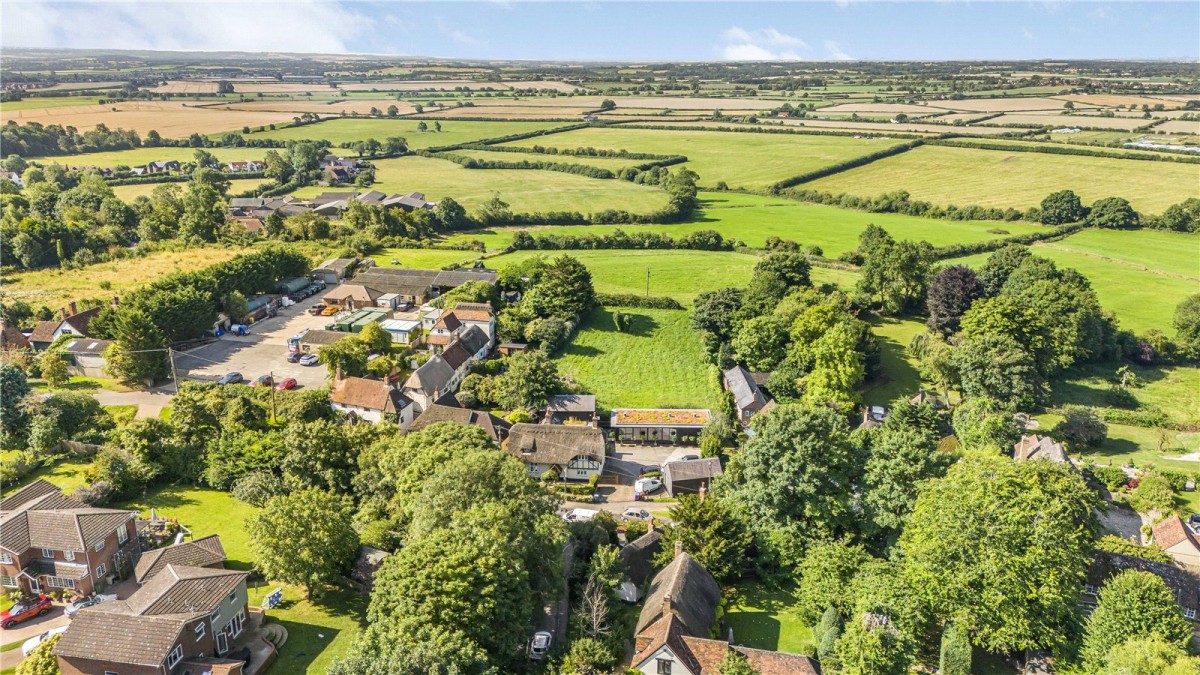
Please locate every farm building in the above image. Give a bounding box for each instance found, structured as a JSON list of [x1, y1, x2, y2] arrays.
[[311, 257, 358, 285], [291, 329, 347, 353], [375, 293, 402, 310], [504, 423, 607, 481], [610, 408, 710, 444], [379, 319, 422, 346], [329, 307, 391, 333], [323, 284, 382, 310], [662, 457, 723, 496], [544, 394, 598, 425]]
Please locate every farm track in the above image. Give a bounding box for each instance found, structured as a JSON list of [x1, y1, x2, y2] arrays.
[[1034, 241, 1200, 281]]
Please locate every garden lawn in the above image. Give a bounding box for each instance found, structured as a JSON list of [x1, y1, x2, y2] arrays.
[[1050, 362, 1200, 428], [1035, 414, 1199, 476], [443, 192, 1044, 256], [487, 249, 761, 305], [116, 486, 259, 570], [862, 316, 926, 408], [554, 307, 719, 410], [0, 457, 93, 496], [248, 119, 571, 148], [805, 144, 1199, 214], [373, 247, 480, 269], [288, 155, 672, 215], [1, 246, 249, 309], [246, 584, 368, 675], [112, 177, 269, 201], [949, 232, 1199, 337], [29, 146, 271, 168], [500, 126, 905, 190], [723, 581, 814, 655], [29, 376, 133, 393]]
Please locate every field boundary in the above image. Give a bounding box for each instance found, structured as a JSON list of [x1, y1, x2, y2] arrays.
[[769, 140, 925, 192], [928, 137, 1200, 164]]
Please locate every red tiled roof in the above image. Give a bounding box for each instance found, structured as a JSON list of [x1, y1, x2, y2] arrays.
[[1152, 516, 1200, 551]]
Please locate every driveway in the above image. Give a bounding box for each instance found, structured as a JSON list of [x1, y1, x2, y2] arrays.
[[169, 299, 333, 391], [0, 604, 68, 670]]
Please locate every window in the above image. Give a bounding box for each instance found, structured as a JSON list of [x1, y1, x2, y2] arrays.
[[1186, 607, 1197, 620], [656, 658, 673, 675], [94, 541, 104, 552], [0, 576, 17, 588], [567, 454, 601, 470], [105, 672, 119, 675], [209, 608, 220, 622], [64, 551, 75, 561], [167, 644, 184, 669], [228, 590, 238, 604], [45, 577, 75, 589], [41, 548, 54, 559], [0, 553, 12, 564], [95, 563, 107, 578], [1084, 584, 1098, 595], [194, 623, 206, 640], [117, 526, 128, 545]]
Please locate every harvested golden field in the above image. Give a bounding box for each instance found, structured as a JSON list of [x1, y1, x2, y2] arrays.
[[217, 100, 419, 115], [1052, 93, 1186, 108], [1, 101, 297, 138], [782, 118, 1020, 135], [337, 80, 512, 91], [421, 106, 594, 119], [988, 113, 1147, 130], [112, 178, 267, 201], [939, 97, 1100, 112], [0, 247, 249, 309], [1155, 119, 1200, 134], [32, 146, 268, 167], [148, 81, 333, 94], [819, 102, 945, 114]]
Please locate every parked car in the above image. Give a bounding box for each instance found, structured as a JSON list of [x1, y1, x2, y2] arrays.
[[21, 624, 69, 655], [639, 465, 661, 476], [251, 374, 273, 387], [286, 351, 302, 363], [64, 593, 117, 619], [321, 305, 340, 316], [1, 595, 52, 629], [623, 508, 651, 520], [679, 454, 700, 462], [299, 354, 320, 366], [634, 477, 662, 495], [216, 372, 243, 385], [308, 305, 327, 316], [276, 377, 297, 391], [529, 631, 552, 660]]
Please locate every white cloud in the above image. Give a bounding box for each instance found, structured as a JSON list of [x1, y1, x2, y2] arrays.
[[719, 25, 808, 61], [824, 40, 853, 61], [2, 1, 370, 53]]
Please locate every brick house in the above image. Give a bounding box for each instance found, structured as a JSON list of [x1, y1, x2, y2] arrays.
[[55, 563, 250, 674], [0, 480, 139, 598], [330, 374, 416, 429], [1151, 516, 1200, 568]]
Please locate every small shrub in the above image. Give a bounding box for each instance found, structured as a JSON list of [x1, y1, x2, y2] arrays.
[[72, 481, 115, 506], [624, 519, 649, 540], [1053, 405, 1108, 449], [1090, 465, 1128, 491]]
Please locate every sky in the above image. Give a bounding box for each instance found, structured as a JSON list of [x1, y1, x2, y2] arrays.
[[2, 1, 1197, 62]]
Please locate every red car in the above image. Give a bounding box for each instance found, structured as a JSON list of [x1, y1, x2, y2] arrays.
[[2, 595, 52, 629], [275, 377, 297, 391]]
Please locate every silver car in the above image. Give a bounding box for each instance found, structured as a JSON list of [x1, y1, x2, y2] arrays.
[[529, 631, 552, 660]]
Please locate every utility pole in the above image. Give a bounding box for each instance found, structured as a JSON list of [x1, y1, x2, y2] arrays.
[[167, 347, 178, 392], [646, 268, 650, 297]]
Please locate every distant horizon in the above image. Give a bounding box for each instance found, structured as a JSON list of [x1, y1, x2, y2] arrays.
[[2, 1, 1197, 62]]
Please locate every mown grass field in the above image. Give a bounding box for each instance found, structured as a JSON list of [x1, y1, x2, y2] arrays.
[[1051, 362, 1200, 429], [950, 230, 1198, 336], [487, 249, 762, 305], [31, 145, 271, 167], [373, 247, 479, 269], [443, 192, 1045, 256], [290, 155, 672, 215], [447, 148, 644, 172], [555, 307, 718, 410], [112, 177, 268, 200], [246, 118, 571, 148], [806, 144, 1199, 213], [0, 246, 248, 309], [0, 96, 103, 110], [500, 126, 905, 190]]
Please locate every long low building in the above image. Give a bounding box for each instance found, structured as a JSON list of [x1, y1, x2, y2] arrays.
[[610, 408, 710, 444]]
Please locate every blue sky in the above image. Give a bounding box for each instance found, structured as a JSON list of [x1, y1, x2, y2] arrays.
[[3, 1, 1197, 61]]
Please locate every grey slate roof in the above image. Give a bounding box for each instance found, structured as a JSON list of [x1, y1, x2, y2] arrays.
[[723, 365, 766, 412], [663, 457, 723, 484], [0, 483, 135, 554], [547, 394, 597, 414], [122, 564, 247, 616], [135, 535, 227, 583], [55, 611, 189, 667], [635, 551, 721, 638], [0, 479, 60, 511], [504, 423, 606, 466]]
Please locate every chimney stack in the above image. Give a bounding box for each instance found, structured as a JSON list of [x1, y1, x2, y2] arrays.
[[647, 515, 655, 532], [335, 365, 344, 381], [674, 540, 683, 559], [68, 301, 77, 316], [60, 308, 68, 320]]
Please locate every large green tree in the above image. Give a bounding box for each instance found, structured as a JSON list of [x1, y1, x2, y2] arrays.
[[862, 428, 953, 537], [1040, 189, 1087, 225], [655, 495, 752, 583], [528, 255, 595, 319], [495, 350, 559, 410], [1082, 570, 1195, 667], [0, 364, 30, 444], [103, 308, 169, 386], [1102, 636, 1200, 675], [899, 457, 1098, 653], [247, 488, 359, 599]]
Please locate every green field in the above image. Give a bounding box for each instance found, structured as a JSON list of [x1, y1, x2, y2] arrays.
[[247, 119, 571, 148], [0, 96, 103, 110], [950, 230, 1199, 335], [443, 191, 1045, 256], [112, 177, 268, 200], [448, 148, 644, 172], [1051, 362, 1200, 429], [373, 247, 480, 269], [555, 307, 718, 410], [500, 126, 905, 189], [806, 144, 1199, 213], [488, 249, 762, 305], [290, 155, 672, 215], [724, 581, 815, 655], [30, 146, 270, 167]]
